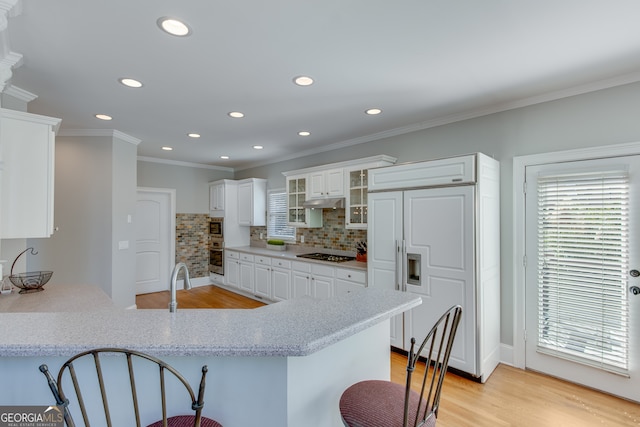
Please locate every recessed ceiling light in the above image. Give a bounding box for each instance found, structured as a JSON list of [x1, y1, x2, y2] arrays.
[[365, 108, 382, 115], [293, 76, 314, 86], [253, 145, 264, 150], [157, 17, 191, 36], [298, 131, 311, 136], [228, 111, 244, 118], [188, 133, 201, 138], [95, 114, 112, 121], [162, 146, 173, 151], [119, 78, 143, 88], [220, 155, 230, 160]]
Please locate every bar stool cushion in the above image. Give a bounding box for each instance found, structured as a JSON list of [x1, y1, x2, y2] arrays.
[[339, 380, 434, 427], [147, 415, 223, 427]]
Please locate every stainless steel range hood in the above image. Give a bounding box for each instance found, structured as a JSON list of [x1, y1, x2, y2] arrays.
[[302, 197, 345, 209]]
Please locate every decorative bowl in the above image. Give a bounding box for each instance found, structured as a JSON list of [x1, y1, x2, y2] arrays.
[[8, 271, 53, 293]]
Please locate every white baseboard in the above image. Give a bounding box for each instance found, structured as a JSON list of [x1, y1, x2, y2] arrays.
[[500, 343, 515, 367]]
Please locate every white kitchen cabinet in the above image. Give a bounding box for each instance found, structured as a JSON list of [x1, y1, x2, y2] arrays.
[[286, 175, 322, 228], [0, 109, 61, 239], [309, 168, 344, 198], [345, 169, 368, 230], [292, 261, 335, 299], [335, 267, 366, 295], [238, 252, 255, 294], [271, 258, 291, 302], [254, 255, 271, 299], [225, 251, 240, 289], [209, 182, 225, 211], [237, 178, 267, 226], [367, 153, 500, 382]]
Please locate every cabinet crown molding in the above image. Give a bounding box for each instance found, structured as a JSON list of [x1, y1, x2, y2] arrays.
[[282, 155, 396, 177]]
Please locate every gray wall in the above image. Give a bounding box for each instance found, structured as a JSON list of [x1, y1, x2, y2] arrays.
[[137, 160, 233, 214], [27, 134, 138, 308], [237, 81, 640, 347]]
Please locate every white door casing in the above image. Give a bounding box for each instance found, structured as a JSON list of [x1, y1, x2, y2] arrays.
[[135, 188, 175, 295]]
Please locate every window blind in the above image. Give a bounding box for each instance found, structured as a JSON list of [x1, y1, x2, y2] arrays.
[[267, 190, 296, 241], [536, 169, 629, 375]]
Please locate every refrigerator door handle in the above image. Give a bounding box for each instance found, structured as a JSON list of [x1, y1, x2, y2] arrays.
[[395, 240, 401, 291], [401, 240, 407, 292]]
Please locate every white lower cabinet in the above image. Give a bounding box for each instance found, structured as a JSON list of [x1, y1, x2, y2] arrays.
[[335, 268, 366, 295], [225, 251, 240, 289], [239, 253, 255, 294], [292, 262, 335, 299], [271, 258, 292, 302], [254, 256, 272, 300]]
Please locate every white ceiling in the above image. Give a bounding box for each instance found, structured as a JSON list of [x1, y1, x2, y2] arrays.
[[5, 0, 640, 170]]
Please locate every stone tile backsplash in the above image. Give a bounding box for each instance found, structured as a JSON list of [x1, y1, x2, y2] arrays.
[[249, 208, 367, 253], [176, 213, 210, 278]]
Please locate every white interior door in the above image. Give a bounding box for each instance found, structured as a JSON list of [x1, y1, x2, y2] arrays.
[[525, 156, 640, 402], [403, 186, 476, 375], [136, 188, 175, 295]]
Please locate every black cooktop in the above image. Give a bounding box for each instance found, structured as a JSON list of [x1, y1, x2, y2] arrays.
[[296, 253, 356, 263]]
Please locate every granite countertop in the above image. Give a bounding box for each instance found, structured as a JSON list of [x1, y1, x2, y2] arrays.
[[0, 283, 419, 358], [227, 245, 367, 270]]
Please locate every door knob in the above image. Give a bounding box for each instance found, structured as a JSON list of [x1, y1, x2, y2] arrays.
[[630, 286, 640, 296], [630, 269, 640, 277]]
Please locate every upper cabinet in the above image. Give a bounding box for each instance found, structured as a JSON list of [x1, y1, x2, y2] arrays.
[[237, 178, 267, 226], [284, 155, 396, 229], [308, 168, 344, 199], [286, 175, 322, 228], [346, 168, 368, 229], [0, 108, 61, 239], [209, 182, 225, 211]]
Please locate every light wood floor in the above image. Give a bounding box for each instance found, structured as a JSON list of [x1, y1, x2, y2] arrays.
[[137, 285, 640, 426]]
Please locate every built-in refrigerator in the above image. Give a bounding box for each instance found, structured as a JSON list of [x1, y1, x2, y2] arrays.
[[367, 153, 500, 382]]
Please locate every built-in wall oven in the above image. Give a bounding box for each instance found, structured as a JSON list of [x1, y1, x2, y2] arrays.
[[210, 217, 224, 275]]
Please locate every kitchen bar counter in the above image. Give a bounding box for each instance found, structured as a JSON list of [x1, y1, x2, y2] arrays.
[[0, 283, 419, 426], [227, 244, 367, 270], [0, 286, 417, 357]]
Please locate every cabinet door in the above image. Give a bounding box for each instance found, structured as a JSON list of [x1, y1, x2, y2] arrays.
[[292, 271, 311, 298], [254, 264, 271, 299], [239, 261, 255, 293], [325, 169, 344, 196], [225, 259, 239, 288], [271, 267, 291, 301], [1, 114, 56, 238], [210, 183, 224, 211], [346, 169, 368, 229], [312, 275, 334, 299], [308, 171, 325, 198], [237, 182, 252, 225]]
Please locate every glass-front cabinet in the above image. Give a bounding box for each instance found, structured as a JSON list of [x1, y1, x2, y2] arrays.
[[346, 169, 368, 229], [286, 175, 322, 228]]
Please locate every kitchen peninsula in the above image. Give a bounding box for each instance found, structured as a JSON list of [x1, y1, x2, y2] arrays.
[[0, 283, 420, 426]]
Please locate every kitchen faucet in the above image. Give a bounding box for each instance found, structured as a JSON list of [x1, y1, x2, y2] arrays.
[[169, 262, 192, 313]]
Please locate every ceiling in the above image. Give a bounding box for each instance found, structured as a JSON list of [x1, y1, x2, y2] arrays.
[[4, 1, 640, 170]]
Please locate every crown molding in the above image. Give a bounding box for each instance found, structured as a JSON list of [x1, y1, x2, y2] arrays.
[[137, 156, 234, 172], [0, 1, 21, 16], [3, 83, 35, 102], [57, 129, 141, 146]]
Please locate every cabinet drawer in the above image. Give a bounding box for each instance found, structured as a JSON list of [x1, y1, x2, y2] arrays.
[[239, 253, 254, 262], [369, 154, 476, 191], [271, 258, 291, 269], [292, 261, 311, 273], [226, 251, 239, 260], [254, 255, 271, 266], [311, 264, 335, 277], [336, 268, 366, 284]]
